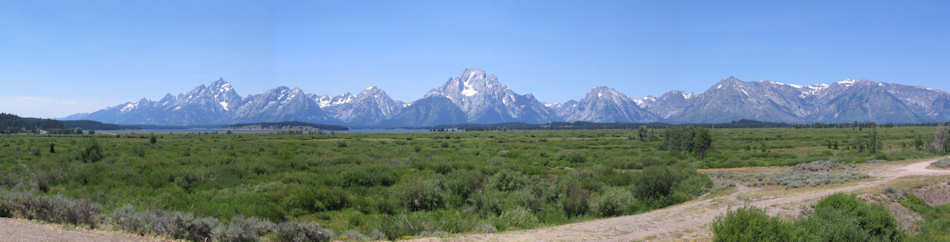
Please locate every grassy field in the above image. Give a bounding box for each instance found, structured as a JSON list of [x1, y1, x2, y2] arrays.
[[0, 126, 940, 239]]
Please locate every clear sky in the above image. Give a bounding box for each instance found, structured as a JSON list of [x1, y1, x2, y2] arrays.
[[1, 0, 948, 118]]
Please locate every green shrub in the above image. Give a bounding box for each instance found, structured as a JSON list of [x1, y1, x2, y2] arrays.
[[312, 187, 349, 212], [712, 194, 905, 242], [794, 207, 871, 241], [488, 169, 527, 192], [342, 166, 397, 187], [561, 184, 590, 217], [377, 214, 432, 240], [712, 207, 791, 242], [633, 167, 677, 201], [79, 138, 104, 163], [592, 187, 633, 217], [564, 153, 587, 163], [496, 207, 539, 229], [472, 190, 509, 216], [397, 178, 446, 211], [812, 193, 904, 241], [444, 169, 482, 200]]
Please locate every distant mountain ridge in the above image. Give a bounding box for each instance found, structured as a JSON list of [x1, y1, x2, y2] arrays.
[[65, 69, 950, 126]]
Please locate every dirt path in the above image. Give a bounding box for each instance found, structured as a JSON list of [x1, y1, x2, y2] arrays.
[[415, 157, 950, 242], [0, 217, 159, 242]]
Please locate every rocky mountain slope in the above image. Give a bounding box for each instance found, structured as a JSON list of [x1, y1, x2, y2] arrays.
[[67, 70, 950, 126]]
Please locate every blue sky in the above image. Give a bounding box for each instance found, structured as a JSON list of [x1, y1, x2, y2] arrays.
[[1, 0, 948, 118]]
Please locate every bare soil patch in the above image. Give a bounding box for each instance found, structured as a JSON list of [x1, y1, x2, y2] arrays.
[[0, 217, 161, 242], [913, 182, 950, 206]]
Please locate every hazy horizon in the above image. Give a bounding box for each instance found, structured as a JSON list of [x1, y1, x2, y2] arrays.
[[2, 0, 949, 118]]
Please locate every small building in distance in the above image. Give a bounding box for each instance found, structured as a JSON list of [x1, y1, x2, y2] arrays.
[[431, 128, 465, 132]]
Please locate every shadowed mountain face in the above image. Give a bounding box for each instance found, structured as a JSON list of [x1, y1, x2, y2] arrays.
[[68, 70, 950, 126], [558, 86, 657, 123]]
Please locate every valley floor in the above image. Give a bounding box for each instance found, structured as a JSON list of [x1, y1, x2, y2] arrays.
[[3, 157, 948, 241]]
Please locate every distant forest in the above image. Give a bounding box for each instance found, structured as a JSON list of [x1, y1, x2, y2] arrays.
[[0, 113, 135, 133], [433, 119, 950, 131], [226, 121, 348, 130]]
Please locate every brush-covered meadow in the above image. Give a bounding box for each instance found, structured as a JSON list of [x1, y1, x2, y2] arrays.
[[0, 126, 941, 240]]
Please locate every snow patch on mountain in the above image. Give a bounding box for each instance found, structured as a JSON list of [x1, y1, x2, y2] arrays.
[[120, 103, 136, 112], [838, 79, 857, 87]]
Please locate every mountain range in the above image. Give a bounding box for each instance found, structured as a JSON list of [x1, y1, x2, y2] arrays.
[[64, 68, 950, 126]]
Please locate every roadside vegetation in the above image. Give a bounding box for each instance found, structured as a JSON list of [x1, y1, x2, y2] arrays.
[[0, 125, 946, 240], [714, 187, 950, 242], [713, 193, 905, 241]]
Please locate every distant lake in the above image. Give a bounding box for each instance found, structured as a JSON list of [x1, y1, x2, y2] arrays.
[[100, 128, 430, 134]]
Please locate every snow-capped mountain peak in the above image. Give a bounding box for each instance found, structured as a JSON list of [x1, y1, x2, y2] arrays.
[[69, 71, 950, 126]]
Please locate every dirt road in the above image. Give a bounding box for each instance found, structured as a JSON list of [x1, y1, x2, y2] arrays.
[[0, 217, 157, 242], [414, 157, 950, 242]]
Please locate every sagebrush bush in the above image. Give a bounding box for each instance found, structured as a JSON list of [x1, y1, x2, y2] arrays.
[[111, 205, 149, 235], [0, 190, 101, 227], [65, 198, 100, 227], [216, 216, 276, 242], [276, 221, 331, 242], [933, 158, 950, 168], [187, 217, 218, 242], [110, 205, 220, 241]]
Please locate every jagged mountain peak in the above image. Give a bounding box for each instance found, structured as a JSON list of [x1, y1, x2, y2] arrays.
[[359, 85, 386, 96], [460, 68, 490, 82], [420, 68, 552, 124], [660, 90, 696, 100], [722, 76, 743, 83], [585, 86, 629, 99], [834, 79, 877, 87], [210, 78, 230, 87], [561, 85, 656, 123], [428, 68, 507, 98]]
